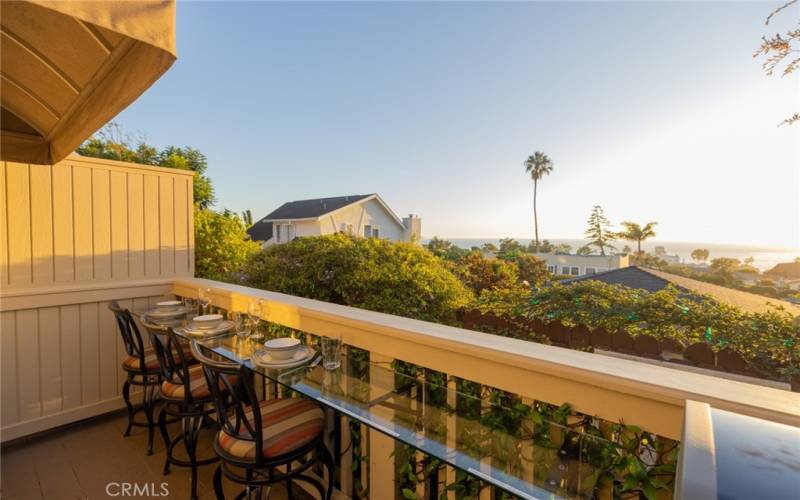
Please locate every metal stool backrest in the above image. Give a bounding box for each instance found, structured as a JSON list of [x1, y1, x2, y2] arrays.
[[147, 326, 195, 402], [109, 300, 148, 369], [190, 341, 265, 465]]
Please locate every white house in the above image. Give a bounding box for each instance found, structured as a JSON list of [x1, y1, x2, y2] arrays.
[[247, 194, 421, 247], [535, 253, 630, 277]]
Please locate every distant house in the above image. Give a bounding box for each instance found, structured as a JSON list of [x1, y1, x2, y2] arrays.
[[765, 261, 800, 286], [564, 266, 800, 316], [535, 253, 629, 277], [247, 194, 421, 247]]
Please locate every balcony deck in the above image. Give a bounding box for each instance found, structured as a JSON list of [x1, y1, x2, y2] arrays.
[[0, 409, 304, 500]]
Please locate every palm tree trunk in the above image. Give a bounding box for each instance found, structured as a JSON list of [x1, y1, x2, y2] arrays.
[[533, 180, 539, 252], [637, 240, 642, 256]]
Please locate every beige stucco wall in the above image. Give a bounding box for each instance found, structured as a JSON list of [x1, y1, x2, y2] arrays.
[[317, 198, 405, 240], [535, 253, 629, 275]]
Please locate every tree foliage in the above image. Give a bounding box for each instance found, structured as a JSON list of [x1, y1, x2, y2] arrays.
[[195, 209, 260, 281], [617, 221, 658, 255], [754, 0, 800, 125], [242, 234, 473, 323], [424, 237, 469, 262], [584, 205, 616, 255], [455, 251, 521, 294], [477, 279, 799, 379], [690, 248, 710, 263], [523, 151, 554, 251], [77, 123, 216, 208]]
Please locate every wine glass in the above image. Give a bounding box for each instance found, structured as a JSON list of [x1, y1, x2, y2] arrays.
[[247, 300, 265, 342], [198, 287, 211, 315]]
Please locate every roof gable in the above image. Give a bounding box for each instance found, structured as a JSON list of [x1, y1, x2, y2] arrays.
[[263, 194, 373, 220], [766, 262, 800, 279]]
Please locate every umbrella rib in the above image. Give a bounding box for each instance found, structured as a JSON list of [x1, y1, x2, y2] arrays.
[[0, 26, 82, 95]]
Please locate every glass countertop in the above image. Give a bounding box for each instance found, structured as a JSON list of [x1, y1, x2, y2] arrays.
[[138, 311, 615, 499]]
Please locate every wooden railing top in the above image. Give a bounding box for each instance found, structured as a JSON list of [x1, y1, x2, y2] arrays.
[[173, 277, 800, 439]]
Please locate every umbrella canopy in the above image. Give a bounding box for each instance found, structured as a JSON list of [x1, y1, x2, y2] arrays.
[[1, 0, 176, 165]]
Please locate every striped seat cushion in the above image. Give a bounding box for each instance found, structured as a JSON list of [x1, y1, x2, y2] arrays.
[[121, 345, 193, 372], [160, 364, 227, 400], [216, 399, 324, 459]]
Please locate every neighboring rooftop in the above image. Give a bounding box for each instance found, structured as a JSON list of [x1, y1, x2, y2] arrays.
[[263, 194, 373, 220], [766, 261, 800, 279], [564, 266, 800, 316]]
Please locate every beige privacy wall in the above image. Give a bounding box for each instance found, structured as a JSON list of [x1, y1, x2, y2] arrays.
[[0, 155, 194, 441]]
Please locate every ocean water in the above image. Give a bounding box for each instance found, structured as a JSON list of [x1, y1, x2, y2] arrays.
[[423, 238, 799, 271]]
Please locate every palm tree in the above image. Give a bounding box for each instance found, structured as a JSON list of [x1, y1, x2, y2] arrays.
[[618, 221, 657, 256], [523, 151, 553, 252]]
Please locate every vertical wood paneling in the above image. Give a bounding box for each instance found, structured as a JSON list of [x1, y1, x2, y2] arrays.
[[16, 309, 41, 421], [72, 167, 93, 281], [143, 175, 160, 276], [92, 169, 111, 280], [6, 162, 32, 285], [52, 163, 74, 282], [1, 311, 18, 426], [60, 305, 82, 410], [174, 177, 189, 275], [30, 165, 54, 285], [98, 302, 118, 400], [0, 163, 9, 286], [110, 171, 129, 279], [1, 158, 195, 440], [187, 178, 195, 275], [127, 173, 145, 278], [159, 176, 175, 276], [39, 307, 62, 415], [79, 302, 100, 404]]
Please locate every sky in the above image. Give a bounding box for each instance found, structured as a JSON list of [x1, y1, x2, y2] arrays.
[[113, 1, 800, 249]]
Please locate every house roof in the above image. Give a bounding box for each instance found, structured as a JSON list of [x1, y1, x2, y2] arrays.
[[246, 220, 272, 242], [766, 262, 800, 279], [564, 266, 800, 316], [263, 194, 373, 220], [247, 193, 408, 242]]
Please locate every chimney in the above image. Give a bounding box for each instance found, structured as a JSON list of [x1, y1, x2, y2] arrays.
[[402, 214, 422, 244]]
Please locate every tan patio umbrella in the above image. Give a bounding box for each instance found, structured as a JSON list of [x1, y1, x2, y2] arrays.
[[1, 0, 176, 165]]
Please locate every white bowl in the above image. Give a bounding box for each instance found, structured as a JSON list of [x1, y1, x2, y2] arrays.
[[264, 337, 301, 360], [191, 314, 223, 330], [156, 300, 182, 312]]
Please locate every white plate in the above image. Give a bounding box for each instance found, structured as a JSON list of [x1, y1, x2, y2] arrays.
[[252, 346, 315, 369], [145, 307, 191, 318], [178, 320, 234, 337]]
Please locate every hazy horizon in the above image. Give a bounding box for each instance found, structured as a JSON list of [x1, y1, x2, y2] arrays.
[[113, 1, 799, 248]]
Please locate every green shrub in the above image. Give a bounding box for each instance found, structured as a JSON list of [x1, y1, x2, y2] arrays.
[[195, 209, 260, 281], [242, 234, 473, 323], [477, 279, 799, 379]]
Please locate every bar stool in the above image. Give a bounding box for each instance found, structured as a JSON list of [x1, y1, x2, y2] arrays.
[[148, 326, 224, 500], [190, 341, 334, 500], [109, 300, 162, 455]]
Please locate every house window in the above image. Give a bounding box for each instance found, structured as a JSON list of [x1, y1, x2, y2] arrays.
[[364, 225, 372, 237], [287, 225, 295, 241], [570, 267, 579, 276], [276, 224, 283, 242], [372, 227, 379, 238], [547, 265, 557, 273], [347, 224, 354, 235], [561, 266, 570, 275], [585, 267, 596, 275]]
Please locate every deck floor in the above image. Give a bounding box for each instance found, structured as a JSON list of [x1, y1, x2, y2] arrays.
[[1, 405, 309, 500]]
